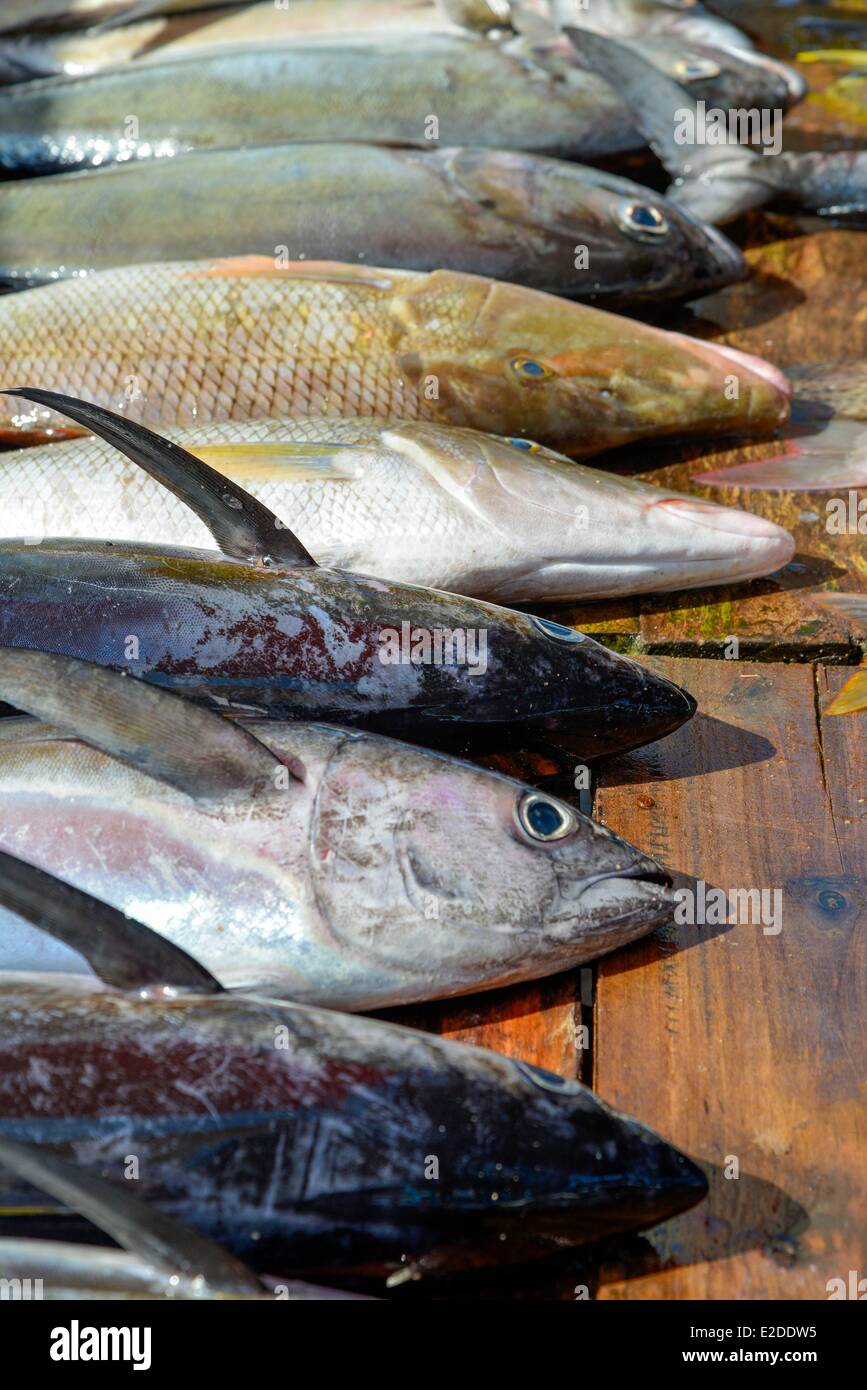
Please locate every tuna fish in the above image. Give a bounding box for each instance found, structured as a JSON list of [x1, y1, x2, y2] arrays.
[[0, 647, 677, 1008], [0, 852, 708, 1279]]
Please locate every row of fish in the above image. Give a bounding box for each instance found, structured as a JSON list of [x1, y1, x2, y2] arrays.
[[0, 0, 818, 1294], [0, 20, 806, 302], [0, 389, 712, 1286]]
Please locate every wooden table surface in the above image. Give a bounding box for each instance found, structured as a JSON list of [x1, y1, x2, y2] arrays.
[[390, 230, 867, 1299]]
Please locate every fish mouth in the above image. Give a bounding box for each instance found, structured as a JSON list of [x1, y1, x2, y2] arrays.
[[547, 855, 674, 936], [557, 860, 672, 904], [712, 42, 807, 107], [669, 332, 793, 408], [648, 497, 796, 574], [477, 1140, 707, 1242], [539, 667, 696, 759]]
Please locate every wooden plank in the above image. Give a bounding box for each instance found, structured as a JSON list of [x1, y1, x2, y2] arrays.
[[384, 974, 585, 1080], [592, 657, 867, 1299], [818, 663, 867, 869], [603, 230, 867, 655], [435, 973, 584, 1077]]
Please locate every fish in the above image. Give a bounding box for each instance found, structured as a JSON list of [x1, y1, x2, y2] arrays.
[[0, 417, 795, 603], [0, 142, 746, 306], [0, 1137, 369, 1299], [564, 28, 867, 226], [0, 390, 698, 759], [0, 28, 804, 175], [0, 0, 244, 33], [538, 0, 759, 55], [0, 259, 791, 453], [0, 854, 708, 1277], [0, 2, 463, 79], [0, 646, 678, 1007]]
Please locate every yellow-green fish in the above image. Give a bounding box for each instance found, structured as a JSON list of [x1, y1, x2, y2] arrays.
[[0, 257, 791, 455]]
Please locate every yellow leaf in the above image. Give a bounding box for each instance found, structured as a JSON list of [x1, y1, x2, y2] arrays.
[[825, 670, 867, 715]]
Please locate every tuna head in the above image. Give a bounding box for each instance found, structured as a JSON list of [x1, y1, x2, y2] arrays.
[[438, 146, 746, 303], [436, 1047, 709, 1246], [393, 269, 791, 456], [290, 1005, 709, 1257], [464, 608, 697, 754], [292, 725, 674, 1010]]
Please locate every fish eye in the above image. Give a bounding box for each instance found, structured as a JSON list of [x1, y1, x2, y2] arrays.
[[509, 354, 554, 381], [529, 615, 586, 643], [506, 437, 541, 452], [673, 57, 720, 80], [616, 200, 669, 242], [516, 791, 578, 844], [513, 1059, 583, 1095]]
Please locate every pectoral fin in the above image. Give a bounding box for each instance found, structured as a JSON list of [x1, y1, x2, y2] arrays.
[[0, 1136, 261, 1295], [190, 442, 363, 483], [0, 647, 295, 801], [0, 847, 224, 995]]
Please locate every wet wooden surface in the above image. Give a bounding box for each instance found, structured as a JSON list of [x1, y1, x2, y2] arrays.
[[397, 224, 867, 1298], [594, 658, 866, 1300], [556, 229, 867, 659], [403, 656, 865, 1300]]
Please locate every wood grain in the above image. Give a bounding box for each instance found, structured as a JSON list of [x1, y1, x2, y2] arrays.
[[592, 657, 867, 1299]]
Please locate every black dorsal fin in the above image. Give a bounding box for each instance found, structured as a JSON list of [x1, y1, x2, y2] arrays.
[[0, 1136, 261, 1295], [0, 647, 296, 801], [7, 388, 316, 568], [0, 845, 224, 994]]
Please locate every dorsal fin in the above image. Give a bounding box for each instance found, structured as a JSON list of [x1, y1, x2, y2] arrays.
[[0, 1136, 261, 1295], [0, 845, 224, 994], [0, 647, 296, 802], [563, 27, 764, 185], [6, 389, 316, 569]]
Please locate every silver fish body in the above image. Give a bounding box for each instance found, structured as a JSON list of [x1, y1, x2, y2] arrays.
[[0, 30, 802, 175], [0, 717, 673, 1009], [0, 418, 795, 602], [0, 142, 744, 304], [0, 1239, 366, 1300]]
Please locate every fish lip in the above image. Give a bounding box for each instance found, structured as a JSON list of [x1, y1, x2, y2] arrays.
[[563, 860, 672, 897], [538, 675, 696, 758], [478, 1145, 707, 1234], [648, 497, 797, 570], [548, 857, 674, 927]]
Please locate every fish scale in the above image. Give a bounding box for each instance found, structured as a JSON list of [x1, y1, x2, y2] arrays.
[[0, 412, 794, 602], [0, 421, 460, 554], [0, 265, 424, 439], [0, 258, 790, 453]]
